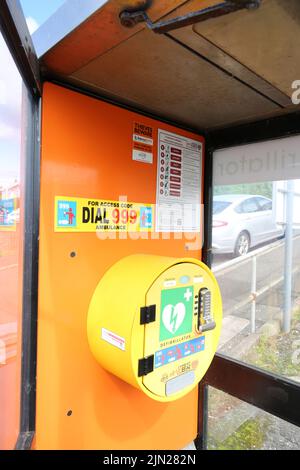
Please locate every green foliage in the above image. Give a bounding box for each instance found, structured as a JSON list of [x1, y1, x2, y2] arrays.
[[214, 182, 273, 199], [208, 417, 270, 450], [246, 309, 300, 377]]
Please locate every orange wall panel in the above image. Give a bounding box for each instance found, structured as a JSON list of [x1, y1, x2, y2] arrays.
[[36, 82, 205, 449]]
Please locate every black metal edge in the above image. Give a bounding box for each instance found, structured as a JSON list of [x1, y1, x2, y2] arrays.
[[204, 354, 300, 428], [202, 139, 214, 268], [15, 431, 35, 451], [196, 136, 214, 450], [208, 109, 300, 150], [194, 382, 208, 450], [45, 77, 206, 137], [0, 0, 41, 96], [15, 94, 41, 450]]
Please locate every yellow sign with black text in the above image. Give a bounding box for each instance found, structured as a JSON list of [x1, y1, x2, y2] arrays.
[[54, 196, 153, 233]]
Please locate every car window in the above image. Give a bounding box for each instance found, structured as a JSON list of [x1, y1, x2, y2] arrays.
[[240, 197, 259, 213], [255, 197, 272, 211], [234, 203, 243, 214], [213, 201, 231, 215]]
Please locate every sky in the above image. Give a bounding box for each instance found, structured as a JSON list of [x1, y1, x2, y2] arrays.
[[20, 0, 66, 32], [1, 2, 65, 189]]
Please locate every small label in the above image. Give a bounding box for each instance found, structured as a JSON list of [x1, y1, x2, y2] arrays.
[[166, 370, 195, 396], [101, 328, 125, 351], [133, 134, 153, 146], [163, 279, 176, 288], [132, 149, 153, 164], [193, 276, 204, 284]]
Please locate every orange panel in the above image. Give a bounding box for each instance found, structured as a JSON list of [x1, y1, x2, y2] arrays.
[[36, 82, 205, 449]]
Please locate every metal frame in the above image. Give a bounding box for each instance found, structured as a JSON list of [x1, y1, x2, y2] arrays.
[[0, 0, 41, 95], [205, 355, 300, 428], [198, 112, 300, 449], [15, 94, 41, 450], [209, 110, 300, 149], [0, 0, 41, 451]]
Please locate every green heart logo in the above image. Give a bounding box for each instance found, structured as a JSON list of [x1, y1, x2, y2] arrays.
[[159, 286, 194, 341], [162, 302, 186, 334]]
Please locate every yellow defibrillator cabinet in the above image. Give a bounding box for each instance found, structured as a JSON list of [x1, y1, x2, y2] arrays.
[[87, 254, 222, 402]]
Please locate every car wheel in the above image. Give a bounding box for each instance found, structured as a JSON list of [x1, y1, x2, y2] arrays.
[[234, 232, 250, 257]]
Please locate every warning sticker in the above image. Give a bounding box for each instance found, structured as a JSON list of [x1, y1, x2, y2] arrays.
[[101, 328, 125, 351], [132, 122, 153, 164], [54, 196, 153, 232], [156, 129, 202, 232]]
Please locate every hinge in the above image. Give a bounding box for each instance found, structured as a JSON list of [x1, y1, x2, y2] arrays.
[[138, 355, 154, 377], [140, 304, 156, 325]]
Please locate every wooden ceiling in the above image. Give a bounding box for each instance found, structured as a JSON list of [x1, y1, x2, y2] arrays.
[[37, 0, 300, 131]]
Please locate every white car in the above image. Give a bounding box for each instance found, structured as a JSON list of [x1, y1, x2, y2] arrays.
[[212, 194, 284, 256]]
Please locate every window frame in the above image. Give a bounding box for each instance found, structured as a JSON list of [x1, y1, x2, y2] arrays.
[[197, 113, 300, 450]]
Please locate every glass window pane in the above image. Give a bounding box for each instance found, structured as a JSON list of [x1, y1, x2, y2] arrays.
[[207, 387, 300, 450], [212, 140, 300, 384], [0, 31, 25, 450]]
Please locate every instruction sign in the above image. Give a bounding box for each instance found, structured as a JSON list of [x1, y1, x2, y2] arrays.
[[54, 196, 153, 232], [156, 130, 202, 232]]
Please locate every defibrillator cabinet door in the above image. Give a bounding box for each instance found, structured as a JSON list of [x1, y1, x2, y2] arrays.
[[143, 262, 221, 399]]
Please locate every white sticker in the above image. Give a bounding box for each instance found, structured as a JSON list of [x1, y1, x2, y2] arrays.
[[156, 129, 202, 232], [132, 149, 153, 164], [163, 279, 177, 288], [101, 328, 125, 351], [133, 134, 153, 146]]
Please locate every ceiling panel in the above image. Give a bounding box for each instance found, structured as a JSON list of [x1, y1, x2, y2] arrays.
[[38, 0, 300, 130], [71, 28, 279, 129], [194, 0, 300, 97]]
